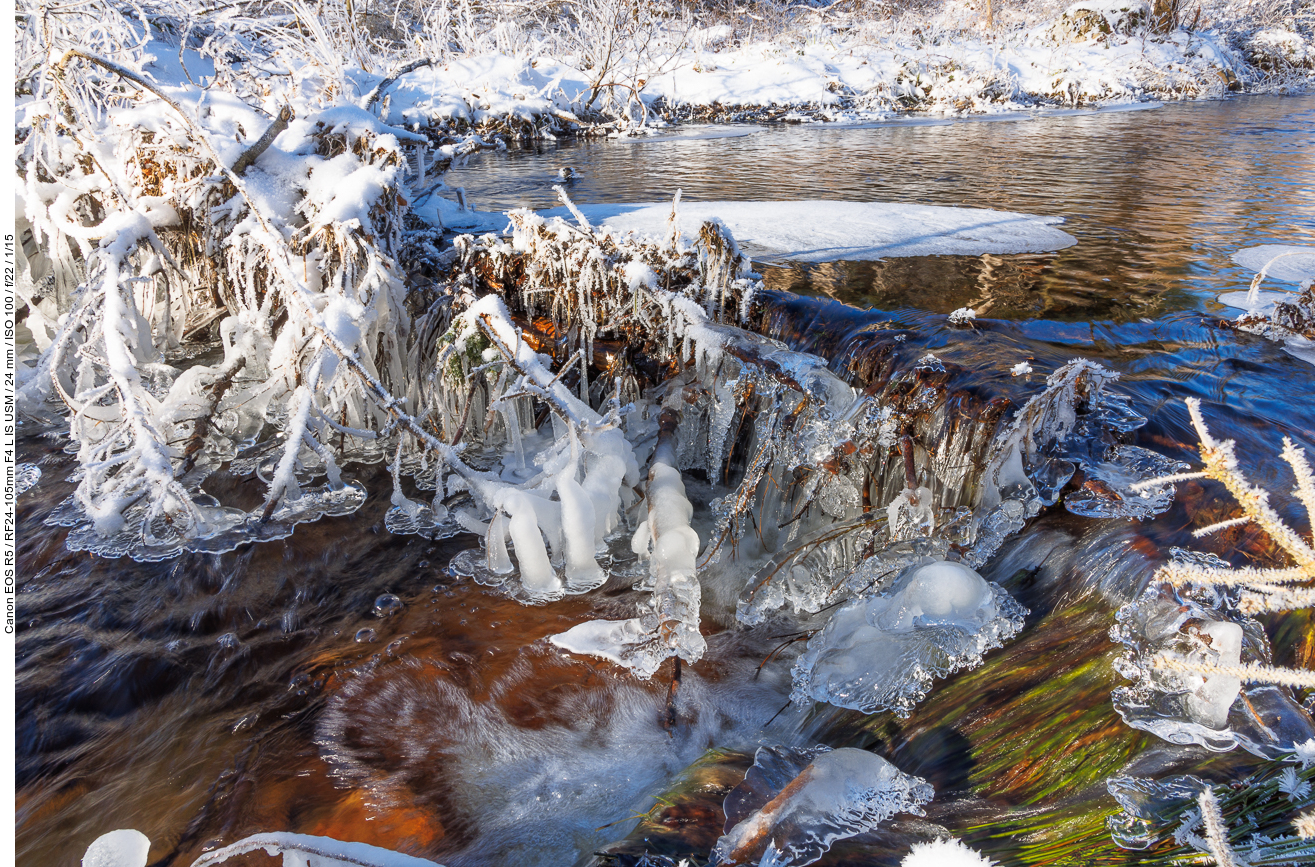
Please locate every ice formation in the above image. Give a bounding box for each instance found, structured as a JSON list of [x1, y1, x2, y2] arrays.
[[1224, 244, 1315, 365], [1108, 772, 1315, 863], [187, 832, 443, 867], [790, 559, 1026, 715], [551, 408, 706, 676], [713, 746, 933, 867], [1232, 245, 1315, 285], [1112, 580, 1315, 757]]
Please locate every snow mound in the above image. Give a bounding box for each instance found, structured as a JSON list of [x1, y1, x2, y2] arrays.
[[546, 201, 1076, 262]]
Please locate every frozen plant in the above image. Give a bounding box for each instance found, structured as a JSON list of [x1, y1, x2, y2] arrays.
[[1129, 398, 1315, 619]]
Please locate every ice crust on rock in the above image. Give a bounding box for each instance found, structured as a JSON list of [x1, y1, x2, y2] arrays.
[[791, 559, 1026, 715], [1112, 580, 1315, 758], [1106, 774, 1212, 850], [1062, 444, 1189, 520], [713, 746, 933, 867]]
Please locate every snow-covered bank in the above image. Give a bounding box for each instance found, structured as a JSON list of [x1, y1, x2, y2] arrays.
[[357, 6, 1311, 129]]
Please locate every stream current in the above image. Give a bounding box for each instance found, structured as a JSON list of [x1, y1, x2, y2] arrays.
[[16, 94, 1315, 867]]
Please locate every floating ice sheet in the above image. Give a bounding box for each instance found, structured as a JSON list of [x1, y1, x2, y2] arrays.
[[1232, 245, 1315, 284], [714, 745, 933, 867], [539, 201, 1077, 263], [791, 559, 1026, 715], [613, 124, 765, 143]]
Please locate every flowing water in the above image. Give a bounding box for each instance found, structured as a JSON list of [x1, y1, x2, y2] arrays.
[[17, 94, 1315, 867]]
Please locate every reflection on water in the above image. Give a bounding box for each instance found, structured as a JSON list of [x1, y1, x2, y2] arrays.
[[449, 95, 1315, 321], [17, 94, 1315, 867]]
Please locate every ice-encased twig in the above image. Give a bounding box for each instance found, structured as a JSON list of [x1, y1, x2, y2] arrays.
[[550, 408, 706, 676]]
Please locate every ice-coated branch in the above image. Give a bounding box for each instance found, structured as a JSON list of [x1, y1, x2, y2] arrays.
[[554, 184, 592, 230]]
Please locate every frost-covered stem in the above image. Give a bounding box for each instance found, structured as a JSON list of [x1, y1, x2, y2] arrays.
[[231, 104, 294, 177], [1198, 788, 1243, 867], [1146, 399, 1315, 585], [554, 184, 592, 231], [1152, 655, 1315, 689], [1238, 584, 1315, 615], [1282, 437, 1315, 524], [1131, 471, 1208, 490], [1192, 515, 1251, 538], [1159, 561, 1311, 588]]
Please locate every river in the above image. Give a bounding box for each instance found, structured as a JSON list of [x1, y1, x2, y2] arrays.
[[16, 93, 1315, 867]]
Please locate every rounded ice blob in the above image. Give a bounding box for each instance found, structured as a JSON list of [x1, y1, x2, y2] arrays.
[[83, 830, 150, 867]]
